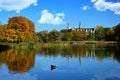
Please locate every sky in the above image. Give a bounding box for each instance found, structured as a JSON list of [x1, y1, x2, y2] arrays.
[[0, 0, 120, 32]]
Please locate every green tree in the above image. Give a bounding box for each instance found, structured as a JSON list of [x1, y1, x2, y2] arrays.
[[37, 31, 49, 43], [72, 31, 80, 41], [49, 30, 61, 41], [3, 16, 36, 42], [87, 32, 95, 40], [95, 26, 105, 40], [62, 32, 73, 41], [105, 28, 115, 41], [114, 24, 120, 41], [71, 31, 87, 41], [60, 29, 67, 33], [78, 31, 87, 41]]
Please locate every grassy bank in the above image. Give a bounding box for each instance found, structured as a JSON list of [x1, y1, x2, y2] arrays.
[[0, 42, 37, 49], [69, 41, 118, 45], [0, 41, 119, 49]]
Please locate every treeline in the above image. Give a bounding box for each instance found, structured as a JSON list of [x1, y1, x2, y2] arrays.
[[0, 16, 120, 43], [37, 24, 120, 43]]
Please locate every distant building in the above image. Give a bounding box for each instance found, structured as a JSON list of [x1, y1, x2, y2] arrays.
[[66, 23, 72, 32], [66, 22, 95, 33], [79, 28, 95, 33]]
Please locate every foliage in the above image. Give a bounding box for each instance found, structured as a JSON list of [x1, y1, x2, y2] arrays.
[[60, 29, 67, 33], [0, 24, 3, 41], [36, 24, 120, 42], [37, 31, 49, 43], [48, 30, 61, 41], [87, 32, 95, 40], [62, 32, 73, 41], [114, 24, 120, 41], [37, 30, 61, 43], [72, 31, 87, 41], [72, 31, 80, 41], [105, 28, 115, 41], [3, 16, 36, 43], [95, 26, 105, 40]]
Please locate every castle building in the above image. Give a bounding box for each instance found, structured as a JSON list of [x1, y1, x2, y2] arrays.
[[66, 23, 72, 32], [66, 22, 95, 33]]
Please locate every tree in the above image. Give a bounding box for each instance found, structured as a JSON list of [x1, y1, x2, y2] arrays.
[[105, 28, 115, 41], [87, 32, 95, 40], [37, 31, 49, 43], [95, 26, 105, 40], [71, 31, 87, 41], [114, 24, 120, 41], [49, 30, 61, 41], [62, 32, 73, 41], [78, 31, 87, 41], [60, 29, 67, 33], [3, 16, 36, 42], [72, 31, 80, 41], [0, 23, 3, 41]]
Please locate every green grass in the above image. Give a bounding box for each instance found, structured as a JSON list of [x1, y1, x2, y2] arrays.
[[0, 41, 118, 49], [0, 42, 36, 49]]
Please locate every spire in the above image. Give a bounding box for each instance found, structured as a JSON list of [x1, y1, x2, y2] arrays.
[[67, 23, 70, 28], [79, 21, 82, 31], [66, 23, 71, 31], [67, 23, 71, 29]]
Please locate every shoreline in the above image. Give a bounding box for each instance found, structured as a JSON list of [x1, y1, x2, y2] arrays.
[[0, 41, 119, 49], [69, 41, 119, 44]]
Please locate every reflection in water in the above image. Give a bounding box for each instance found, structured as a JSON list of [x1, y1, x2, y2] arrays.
[[0, 44, 120, 80], [0, 48, 36, 73], [0, 44, 11, 52], [35, 44, 120, 80], [38, 44, 120, 63]]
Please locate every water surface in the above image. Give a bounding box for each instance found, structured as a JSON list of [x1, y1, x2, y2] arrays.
[[0, 44, 120, 80]]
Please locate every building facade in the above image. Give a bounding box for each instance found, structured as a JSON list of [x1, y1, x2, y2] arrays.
[[66, 22, 95, 33]]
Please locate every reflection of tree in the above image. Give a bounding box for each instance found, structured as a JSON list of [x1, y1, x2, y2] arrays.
[[113, 45, 120, 63], [0, 49, 36, 73], [38, 44, 120, 63], [0, 44, 11, 52], [39, 46, 61, 57], [95, 48, 107, 61]]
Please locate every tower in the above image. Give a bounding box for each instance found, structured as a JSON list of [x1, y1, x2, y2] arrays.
[[66, 23, 71, 30], [67, 23, 70, 28], [79, 22, 82, 31]]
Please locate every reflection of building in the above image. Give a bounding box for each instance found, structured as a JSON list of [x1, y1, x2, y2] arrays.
[[66, 22, 95, 33]]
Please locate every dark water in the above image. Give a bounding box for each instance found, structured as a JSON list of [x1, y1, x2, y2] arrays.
[[0, 44, 120, 80]]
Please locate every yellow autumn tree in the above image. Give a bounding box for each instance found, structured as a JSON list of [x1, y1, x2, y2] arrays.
[[3, 16, 36, 42], [0, 24, 3, 41]]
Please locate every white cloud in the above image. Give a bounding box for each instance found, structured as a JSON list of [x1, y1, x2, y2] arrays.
[[0, 0, 37, 13], [38, 9, 65, 25], [91, 0, 97, 3], [82, 6, 90, 10], [91, 0, 120, 15]]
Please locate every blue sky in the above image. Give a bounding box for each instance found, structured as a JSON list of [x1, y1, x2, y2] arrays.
[[0, 0, 120, 32]]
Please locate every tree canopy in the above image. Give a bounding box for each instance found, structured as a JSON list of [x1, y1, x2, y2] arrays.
[[114, 24, 120, 41], [95, 26, 105, 40], [0, 24, 3, 41], [3, 16, 36, 43]]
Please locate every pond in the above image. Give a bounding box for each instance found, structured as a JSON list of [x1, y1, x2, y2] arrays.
[[0, 44, 120, 80]]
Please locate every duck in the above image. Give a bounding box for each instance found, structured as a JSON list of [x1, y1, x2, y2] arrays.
[[50, 65, 56, 71]]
